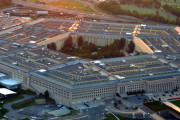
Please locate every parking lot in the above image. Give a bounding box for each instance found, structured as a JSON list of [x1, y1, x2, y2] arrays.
[[71, 99, 105, 110], [149, 90, 180, 102], [18, 105, 58, 119]]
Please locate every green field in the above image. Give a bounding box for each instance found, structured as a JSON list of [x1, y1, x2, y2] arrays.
[[120, 4, 177, 22], [0, 94, 24, 119], [79, 6, 96, 13], [161, 0, 180, 5], [0, 104, 8, 119], [28, 0, 38, 1], [93, 4, 108, 14], [47, 1, 84, 9], [47, 1, 97, 13], [171, 100, 180, 108], [143, 101, 167, 111], [11, 98, 36, 109]]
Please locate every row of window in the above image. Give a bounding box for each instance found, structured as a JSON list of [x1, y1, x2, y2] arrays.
[[72, 91, 115, 100], [31, 78, 69, 98], [148, 82, 175, 91]]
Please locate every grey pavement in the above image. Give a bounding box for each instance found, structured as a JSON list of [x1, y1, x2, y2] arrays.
[[3, 94, 37, 120]]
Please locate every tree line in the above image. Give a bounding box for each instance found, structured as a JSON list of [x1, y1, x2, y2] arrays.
[[120, 0, 161, 9], [98, 1, 180, 25], [163, 4, 180, 17], [0, 0, 12, 8]]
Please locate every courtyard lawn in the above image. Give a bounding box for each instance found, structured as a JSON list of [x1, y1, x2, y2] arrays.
[[171, 100, 180, 108], [47, 1, 84, 9], [120, 4, 177, 22], [143, 101, 167, 111]]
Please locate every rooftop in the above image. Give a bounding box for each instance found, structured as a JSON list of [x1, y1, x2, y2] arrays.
[[0, 88, 16, 95]]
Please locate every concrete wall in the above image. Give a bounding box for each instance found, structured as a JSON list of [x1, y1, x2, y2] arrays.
[[26, 18, 45, 26], [72, 34, 132, 47], [0, 64, 30, 89], [133, 36, 154, 54], [37, 32, 70, 50]]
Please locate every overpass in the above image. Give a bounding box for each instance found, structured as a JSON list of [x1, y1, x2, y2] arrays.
[[163, 101, 180, 119]]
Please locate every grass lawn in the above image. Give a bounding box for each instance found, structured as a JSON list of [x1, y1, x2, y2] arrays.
[[11, 98, 36, 109], [21, 118, 30, 120], [171, 100, 180, 108], [143, 101, 167, 111], [0, 104, 8, 119], [47, 1, 84, 9], [120, 4, 177, 22], [2, 94, 24, 104], [93, 4, 108, 14], [161, 0, 180, 5], [0, 94, 24, 119], [79, 6, 96, 13], [28, 0, 38, 1]]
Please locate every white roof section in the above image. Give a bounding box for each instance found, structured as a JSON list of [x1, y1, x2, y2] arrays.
[[37, 69, 47, 73], [0, 79, 21, 86], [93, 60, 101, 64], [141, 24, 146, 27], [155, 50, 162, 53], [114, 75, 125, 79], [29, 41, 37, 44], [0, 88, 16, 95]]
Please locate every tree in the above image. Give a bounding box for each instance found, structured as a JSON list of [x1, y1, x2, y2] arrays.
[[64, 36, 73, 48], [77, 36, 83, 47], [115, 37, 126, 50], [47, 42, 56, 51], [127, 41, 135, 53], [89, 43, 97, 52], [51, 42, 57, 51], [44, 90, 49, 98]]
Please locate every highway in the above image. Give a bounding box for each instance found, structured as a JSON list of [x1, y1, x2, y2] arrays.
[[12, 0, 142, 23]]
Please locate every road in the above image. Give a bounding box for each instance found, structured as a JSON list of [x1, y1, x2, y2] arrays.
[[3, 94, 37, 120]]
